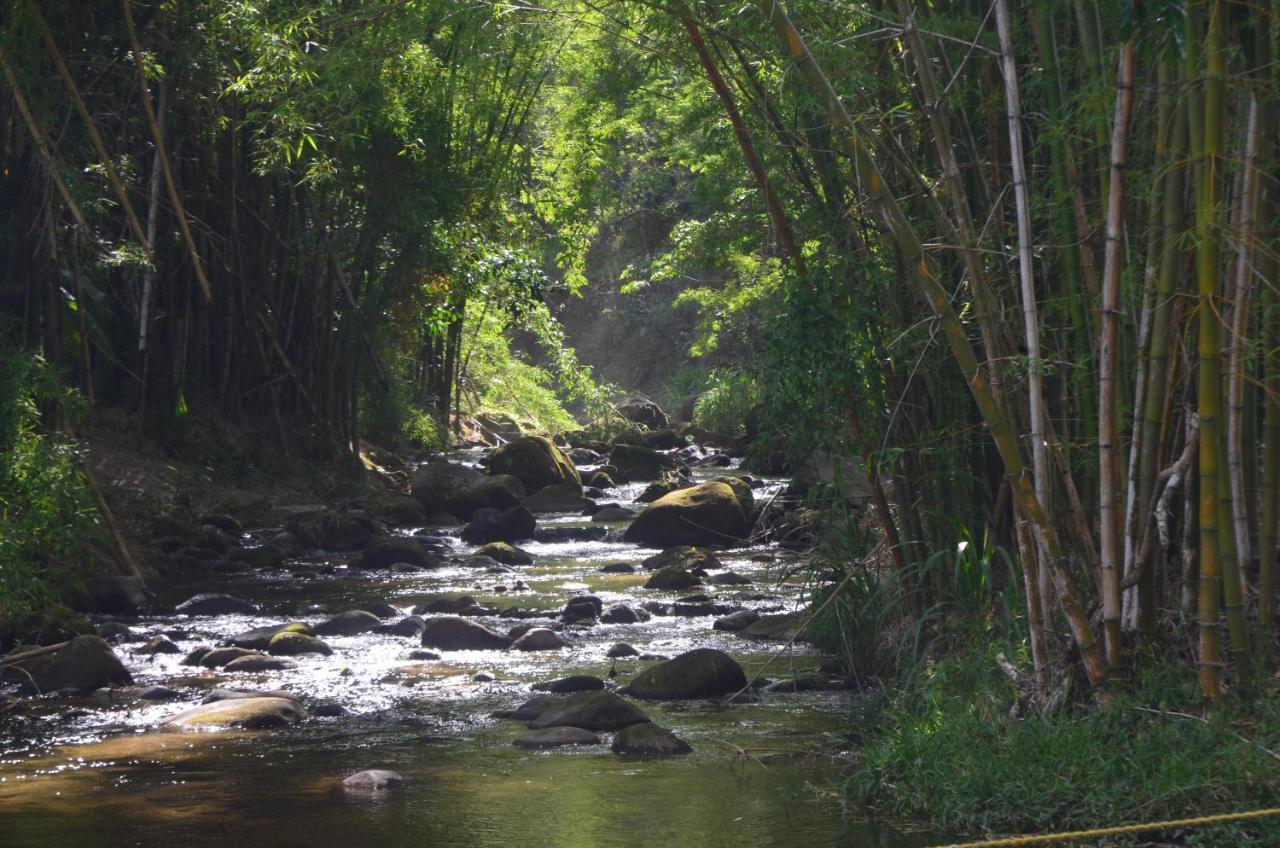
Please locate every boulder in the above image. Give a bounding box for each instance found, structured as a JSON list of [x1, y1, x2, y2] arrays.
[[522, 484, 589, 514], [375, 616, 427, 637], [487, 436, 581, 493], [358, 536, 440, 570], [342, 769, 405, 793], [494, 694, 561, 721], [228, 623, 312, 651], [591, 506, 635, 522], [164, 696, 308, 730], [286, 510, 374, 550], [528, 691, 651, 731], [562, 595, 604, 620], [532, 675, 605, 694], [136, 636, 181, 656], [623, 482, 749, 548], [643, 429, 686, 450], [599, 562, 635, 574], [473, 542, 534, 565], [313, 610, 382, 636], [511, 628, 569, 651], [461, 506, 536, 545], [611, 723, 692, 757], [600, 604, 642, 624], [200, 647, 261, 668], [617, 395, 668, 429], [84, 575, 149, 615], [625, 648, 747, 700], [175, 593, 257, 616], [706, 571, 752, 586], [267, 632, 333, 656], [411, 461, 524, 519], [607, 642, 640, 658], [514, 727, 601, 749], [713, 609, 761, 632], [582, 470, 616, 489], [644, 566, 702, 591], [11, 635, 131, 693], [608, 444, 668, 482], [224, 654, 298, 672], [640, 548, 721, 573], [366, 494, 428, 526], [419, 616, 512, 651], [738, 611, 810, 642]]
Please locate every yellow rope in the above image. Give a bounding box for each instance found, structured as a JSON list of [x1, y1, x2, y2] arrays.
[[930, 806, 1280, 847]]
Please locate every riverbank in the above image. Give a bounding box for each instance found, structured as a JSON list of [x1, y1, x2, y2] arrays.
[[842, 647, 1280, 846]]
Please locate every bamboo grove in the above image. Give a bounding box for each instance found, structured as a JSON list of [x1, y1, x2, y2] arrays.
[[2, 0, 1278, 703]]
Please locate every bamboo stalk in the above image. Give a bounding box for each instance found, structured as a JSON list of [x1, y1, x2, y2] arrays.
[[756, 0, 1108, 691]]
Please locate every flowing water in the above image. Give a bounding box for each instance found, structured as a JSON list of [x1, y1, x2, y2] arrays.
[[0, 458, 940, 847]]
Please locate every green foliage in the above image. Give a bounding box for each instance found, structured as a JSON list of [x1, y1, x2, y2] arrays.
[[844, 654, 1280, 844], [0, 342, 98, 631], [692, 370, 757, 437]]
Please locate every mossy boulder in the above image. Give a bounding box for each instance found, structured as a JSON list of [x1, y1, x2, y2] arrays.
[[487, 436, 581, 493], [267, 632, 333, 656], [641, 546, 721, 571], [608, 444, 669, 482], [737, 611, 811, 642], [228, 622, 313, 651], [611, 723, 692, 757], [473, 542, 533, 565], [643, 566, 702, 591], [625, 648, 747, 700], [623, 481, 749, 547], [713, 476, 754, 515]]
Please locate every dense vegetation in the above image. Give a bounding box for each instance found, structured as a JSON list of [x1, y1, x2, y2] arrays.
[[2, 0, 1279, 840]]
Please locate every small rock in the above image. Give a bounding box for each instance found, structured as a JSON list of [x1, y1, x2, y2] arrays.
[[342, 769, 404, 793], [225, 654, 298, 672], [713, 609, 760, 632], [644, 566, 702, 591], [313, 610, 382, 636], [375, 616, 427, 637], [420, 616, 512, 651], [139, 685, 180, 701], [408, 650, 440, 661], [607, 643, 639, 659], [599, 562, 635, 574], [474, 542, 534, 565], [532, 675, 605, 693], [199, 647, 260, 668], [511, 628, 569, 651], [267, 632, 333, 656], [600, 604, 642, 624], [474, 672, 497, 682], [136, 636, 181, 656]]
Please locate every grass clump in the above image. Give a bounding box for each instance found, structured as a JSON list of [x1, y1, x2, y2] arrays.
[[843, 653, 1280, 845]]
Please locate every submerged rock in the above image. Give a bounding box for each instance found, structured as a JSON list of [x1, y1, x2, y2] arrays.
[[342, 769, 404, 793], [514, 727, 601, 749], [528, 691, 651, 731], [164, 696, 308, 730], [611, 723, 692, 757], [625, 648, 747, 700]]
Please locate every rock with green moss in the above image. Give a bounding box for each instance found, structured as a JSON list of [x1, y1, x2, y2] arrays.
[[474, 542, 533, 565], [712, 476, 754, 515], [641, 546, 721, 571], [737, 611, 810, 642], [611, 723, 692, 757], [227, 622, 313, 650], [623, 482, 749, 547], [410, 461, 525, 518], [527, 690, 651, 731], [487, 436, 581, 493], [624, 648, 746, 700], [267, 631, 333, 656]]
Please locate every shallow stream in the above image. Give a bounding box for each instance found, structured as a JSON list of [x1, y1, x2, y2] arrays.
[[0, 459, 939, 847]]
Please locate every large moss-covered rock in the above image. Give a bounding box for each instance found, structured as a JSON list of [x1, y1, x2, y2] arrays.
[[623, 482, 749, 547], [527, 691, 651, 731], [411, 461, 524, 519], [487, 436, 581, 493], [419, 616, 512, 651], [608, 444, 669, 482], [11, 635, 132, 693], [164, 696, 308, 730], [625, 648, 747, 700], [713, 476, 754, 516]]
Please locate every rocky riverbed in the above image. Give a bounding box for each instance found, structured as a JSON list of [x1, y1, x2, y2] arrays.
[[0, 438, 936, 848]]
